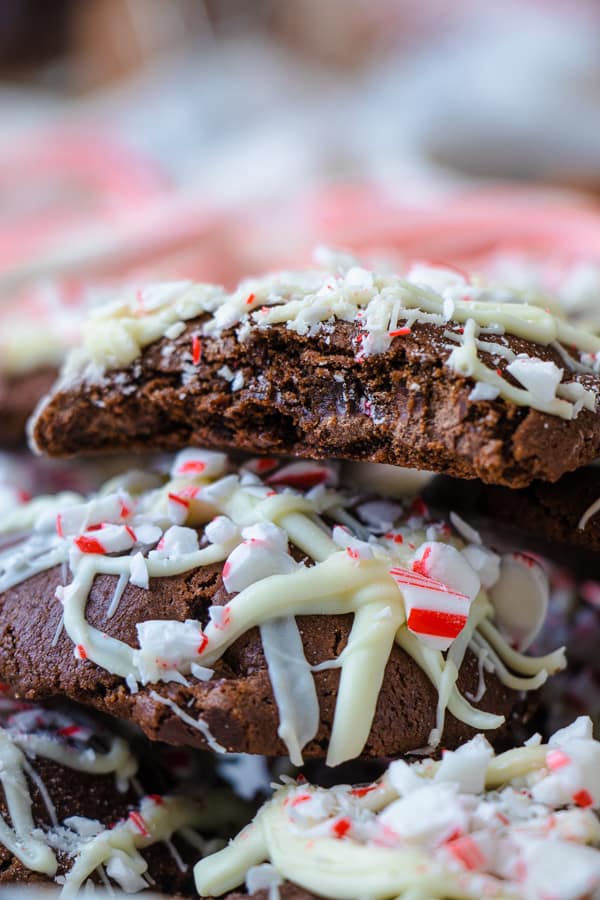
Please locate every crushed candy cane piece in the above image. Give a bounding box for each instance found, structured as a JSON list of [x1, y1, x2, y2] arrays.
[[489, 553, 549, 650]]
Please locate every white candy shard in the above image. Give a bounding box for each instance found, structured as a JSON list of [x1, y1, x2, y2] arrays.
[[551, 717, 594, 746], [506, 355, 563, 405], [246, 863, 283, 898], [134, 523, 163, 546], [190, 663, 214, 681], [332, 525, 374, 561], [345, 266, 374, 290], [74, 523, 136, 556], [449, 511, 482, 546], [355, 499, 404, 531], [522, 839, 600, 900], [136, 619, 207, 684], [266, 461, 336, 490], [149, 525, 200, 560], [468, 382, 500, 401], [166, 491, 191, 525], [105, 855, 148, 893], [56, 491, 134, 537], [489, 552, 549, 650], [222, 523, 297, 593], [461, 544, 500, 590], [129, 552, 149, 589], [413, 541, 481, 600], [170, 448, 228, 479], [435, 734, 494, 794], [204, 515, 240, 546], [379, 782, 467, 845]]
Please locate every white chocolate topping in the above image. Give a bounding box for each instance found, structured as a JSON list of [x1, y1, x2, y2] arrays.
[[0, 450, 565, 766], [195, 716, 600, 900], [0, 697, 224, 895], [58, 250, 600, 422]]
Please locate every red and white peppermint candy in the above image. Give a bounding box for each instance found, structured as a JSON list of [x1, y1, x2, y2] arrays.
[[56, 491, 134, 537], [530, 718, 600, 811], [204, 515, 239, 546], [332, 525, 374, 561], [136, 619, 207, 684], [379, 782, 468, 845], [266, 461, 337, 491], [355, 499, 404, 532], [222, 522, 296, 593], [242, 457, 280, 476], [390, 542, 480, 651], [148, 525, 199, 560], [506, 355, 563, 405], [166, 491, 191, 525], [522, 837, 600, 900], [170, 449, 228, 480], [73, 523, 137, 556], [461, 544, 500, 590], [488, 552, 549, 650]]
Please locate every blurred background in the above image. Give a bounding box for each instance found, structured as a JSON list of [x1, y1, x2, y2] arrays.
[[2, 0, 600, 457], [3, 0, 600, 284]]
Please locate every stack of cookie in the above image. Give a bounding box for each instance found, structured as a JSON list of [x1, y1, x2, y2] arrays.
[[2, 251, 600, 897]]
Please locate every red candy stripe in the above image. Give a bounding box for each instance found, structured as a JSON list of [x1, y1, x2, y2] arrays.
[[407, 608, 468, 640], [74, 536, 106, 554], [331, 817, 351, 839], [128, 810, 150, 836]]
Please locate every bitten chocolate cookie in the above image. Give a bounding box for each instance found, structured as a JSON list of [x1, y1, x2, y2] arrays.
[[0, 366, 58, 447], [424, 467, 600, 576], [196, 717, 600, 900], [30, 256, 600, 487], [0, 696, 242, 896], [0, 450, 563, 765]]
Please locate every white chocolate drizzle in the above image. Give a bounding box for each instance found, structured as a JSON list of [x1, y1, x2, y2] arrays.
[[0, 450, 565, 766], [55, 251, 600, 423], [579, 495, 600, 531], [195, 716, 600, 900], [0, 698, 225, 896]]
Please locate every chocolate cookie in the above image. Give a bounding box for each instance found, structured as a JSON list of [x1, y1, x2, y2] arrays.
[[0, 366, 58, 448], [0, 451, 563, 765], [0, 696, 242, 895], [31, 259, 600, 487], [424, 467, 600, 576], [195, 717, 600, 900]]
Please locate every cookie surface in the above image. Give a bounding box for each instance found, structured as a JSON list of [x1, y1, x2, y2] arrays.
[[31, 259, 600, 487], [0, 562, 525, 759], [0, 451, 562, 764]]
